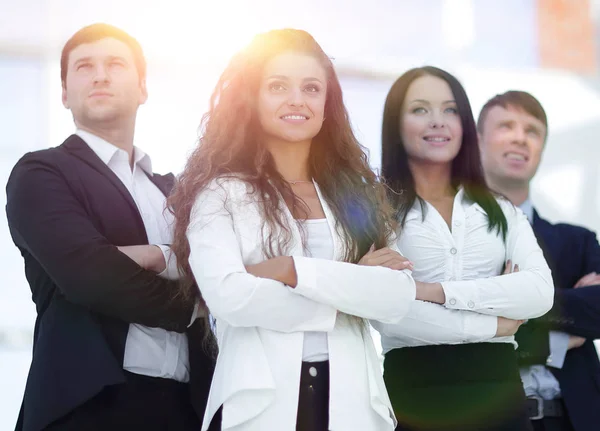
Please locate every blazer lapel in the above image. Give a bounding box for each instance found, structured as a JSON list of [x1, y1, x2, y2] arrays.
[[146, 172, 175, 198], [62, 134, 147, 241]]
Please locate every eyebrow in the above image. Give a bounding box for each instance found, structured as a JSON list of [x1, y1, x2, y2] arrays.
[[72, 55, 128, 65], [266, 75, 324, 84], [408, 99, 456, 105]]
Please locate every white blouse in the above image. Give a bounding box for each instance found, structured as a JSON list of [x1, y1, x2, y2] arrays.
[[301, 218, 334, 362], [372, 188, 554, 353]]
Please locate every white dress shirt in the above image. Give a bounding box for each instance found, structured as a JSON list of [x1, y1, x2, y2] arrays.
[[518, 199, 568, 400], [301, 218, 333, 362], [76, 129, 190, 382], [373, 188, 554, 353]]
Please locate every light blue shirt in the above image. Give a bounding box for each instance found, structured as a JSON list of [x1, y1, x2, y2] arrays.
[[518, 199, 569, 400]]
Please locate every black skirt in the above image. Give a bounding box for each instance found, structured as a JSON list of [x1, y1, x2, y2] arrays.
[[296, 360, 330, 431], [384, 343, 532, 431]]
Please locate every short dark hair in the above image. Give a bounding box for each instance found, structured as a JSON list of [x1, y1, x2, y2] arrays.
[[60, 23, 146, 85], [477, 91, 547, 140]]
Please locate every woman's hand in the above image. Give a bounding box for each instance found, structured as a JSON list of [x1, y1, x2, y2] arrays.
[[245, 256, 298, 288], [502, 259, 519, 275], [118, 245, 166, 273], [495, 317, 525, 337], [358, 246, 414, 271]]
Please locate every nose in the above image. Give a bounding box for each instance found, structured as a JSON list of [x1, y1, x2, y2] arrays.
[[512, 126, 527, 146], [287, 87, 305, 107], [429, 111, 445, 129], [92, 64, 110, 85]]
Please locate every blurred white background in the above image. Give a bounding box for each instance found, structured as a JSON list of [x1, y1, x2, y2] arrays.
[[2, 0, 600, 428]]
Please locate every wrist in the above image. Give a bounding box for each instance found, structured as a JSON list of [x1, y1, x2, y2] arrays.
[[416, 282, 445, 304], [149, 245, 167, 273], [279, 256, 298, 288]]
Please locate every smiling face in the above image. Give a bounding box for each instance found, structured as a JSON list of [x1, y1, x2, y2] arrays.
[[479, 104, 546, 188], [400, 74, 463, 166], [256, 52, 327, 146], [61, 37, 147, 131]]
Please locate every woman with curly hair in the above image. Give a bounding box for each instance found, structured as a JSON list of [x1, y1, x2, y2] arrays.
[[168, 29, 421, 431]]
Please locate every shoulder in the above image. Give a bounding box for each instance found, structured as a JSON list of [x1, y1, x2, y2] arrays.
[[494, 195, 518, 214], [537, 214, 596, 239], [8, 146, 69, 186], [190, 175, 260, 213], [204, 175, 257, 198]]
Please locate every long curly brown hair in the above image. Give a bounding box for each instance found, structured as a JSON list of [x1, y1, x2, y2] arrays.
[[169, 28, 397, 313]]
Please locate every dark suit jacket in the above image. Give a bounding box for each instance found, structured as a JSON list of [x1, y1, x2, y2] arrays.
[[516, 210, 600, 431], [6, 135, 216, 431]]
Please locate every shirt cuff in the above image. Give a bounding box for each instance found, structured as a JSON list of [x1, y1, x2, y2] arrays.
[[441, 280, 479, 311], [154, 245, 180, 280], [289, 255, 317, 296], [546, 331, 570, 369]]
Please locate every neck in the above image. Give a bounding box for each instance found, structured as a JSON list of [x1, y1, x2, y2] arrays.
[[486, 175, 529, 206], [76, 120, 136, 162], [410, 161, 454, 201], [265, 138, 312, 183]]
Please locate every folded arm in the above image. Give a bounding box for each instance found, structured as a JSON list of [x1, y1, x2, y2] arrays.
[[5, 155, 194, 332], [187, 180, 337, 333], [441, 206, 553, 319]]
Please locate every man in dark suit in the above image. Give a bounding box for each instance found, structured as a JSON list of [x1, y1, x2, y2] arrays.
[[478, 90, 600, 431], [6, 23, 217, 431]]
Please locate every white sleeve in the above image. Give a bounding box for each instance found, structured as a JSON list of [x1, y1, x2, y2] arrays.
[[291, 254, 416, 324], [372, 299, 498, 346], [187, 180, 337, 333], [441, 204, 554, 319]]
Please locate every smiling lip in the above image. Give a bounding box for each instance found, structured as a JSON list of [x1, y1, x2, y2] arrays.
[[504, 151, 529, 163], [422, 135, 451, 146], [280, 114, 310, 123]]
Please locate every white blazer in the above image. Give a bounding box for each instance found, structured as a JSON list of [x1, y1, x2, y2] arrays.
[[187, 177, 416, 431]]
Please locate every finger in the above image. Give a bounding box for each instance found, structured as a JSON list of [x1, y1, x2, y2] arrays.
[[575, 273, 596, 288], [374, 255, 411, 268], [367, 247, 398, 259], [503, 260, 511, 274], [514, 264, 519, 272], [387, 260, 414, 271], [368, 250, 408, 265]]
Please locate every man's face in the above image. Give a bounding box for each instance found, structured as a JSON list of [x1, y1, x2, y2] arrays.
[[479, 104, 546, 188], [62, 37, 147, 129]]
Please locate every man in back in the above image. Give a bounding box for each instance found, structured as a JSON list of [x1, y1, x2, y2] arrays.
[[478, 90, 600, 431], [6, 23, 216, 430]]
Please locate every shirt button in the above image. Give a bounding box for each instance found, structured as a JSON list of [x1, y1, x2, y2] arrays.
[[309, 366, 318, 377], [454, 221, 461, 227], [467, 301, 475, 309], [547, 356, 553, 365], [450, 247, 457, 255], [449, 298, 457, 306]]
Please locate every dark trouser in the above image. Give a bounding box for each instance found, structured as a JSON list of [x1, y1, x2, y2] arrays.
[[532, 418, 575, 431], [530, 399, 575, 431], [44, 371, 201, 431], [384, 343, 533, 431], [296, 360, 330, 431]]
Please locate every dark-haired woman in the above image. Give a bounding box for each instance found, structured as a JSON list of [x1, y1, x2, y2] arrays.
[[168, 29, 425, 431], [373, 66, 553, 431]]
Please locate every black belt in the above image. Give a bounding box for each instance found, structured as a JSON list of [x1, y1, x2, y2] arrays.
[[527, 397, 564, 420]]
